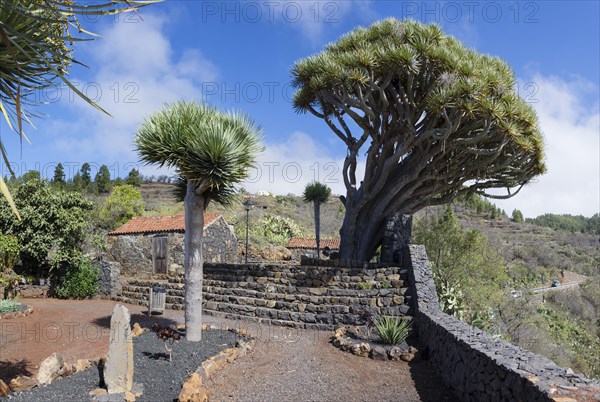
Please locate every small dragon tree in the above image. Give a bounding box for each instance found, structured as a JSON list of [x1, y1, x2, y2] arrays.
[[136, 101, 263, 341], [291, 18, 546, 261], [302, 181, 331, 260]]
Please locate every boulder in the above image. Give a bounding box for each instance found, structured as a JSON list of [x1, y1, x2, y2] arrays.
[[75, 359, 92, 372], [370, 346, 388, 361], [260, 245, 292, 261], [178, 372, 208, 402], [9, 375, 38, 391], [104, 304, 134, 394], [388, 346, 403, 361], [0, 379, 10, 397], [131, 323, 144, 337], [37, 352, 65, 385], [400, 346, 420, 362], [350, 342, 371, 357]]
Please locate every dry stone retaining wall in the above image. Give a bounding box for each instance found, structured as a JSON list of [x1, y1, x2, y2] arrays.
[[115, 263, 413, 330], [406, 244, 599, 402]]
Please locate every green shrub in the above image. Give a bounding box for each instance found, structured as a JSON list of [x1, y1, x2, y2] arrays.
[[374, 315, 412, 345], [56, 257, 99, 298], [0, 235, 20, 272], [0, 299, 19, 313]]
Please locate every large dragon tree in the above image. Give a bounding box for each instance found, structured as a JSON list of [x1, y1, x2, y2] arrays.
[[291, 18, 545, 261], [136, 101, 263, 341]]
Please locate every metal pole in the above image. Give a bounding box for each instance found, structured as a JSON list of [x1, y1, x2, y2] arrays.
[[245, 207, 249, 264]]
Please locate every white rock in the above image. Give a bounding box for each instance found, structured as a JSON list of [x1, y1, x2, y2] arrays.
[[104, 304, 134, 394], [37, 352, 64, 385]]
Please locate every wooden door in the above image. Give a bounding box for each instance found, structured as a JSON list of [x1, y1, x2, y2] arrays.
[[152, 236, 168, 274]]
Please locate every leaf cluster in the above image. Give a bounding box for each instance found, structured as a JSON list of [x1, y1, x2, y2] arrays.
[[374, 315, 412, 345], [302, 181, 332, 204], [98, 184, 144, 230], [0, 178, 93, 274], [135, 101, 263, 207]]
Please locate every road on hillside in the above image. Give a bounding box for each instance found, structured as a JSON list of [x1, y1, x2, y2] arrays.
[[531, 279, 587, 293]]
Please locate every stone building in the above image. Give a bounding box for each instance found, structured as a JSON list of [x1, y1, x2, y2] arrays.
[[286, 237, 340, 260], [108, 213, 238, 278]]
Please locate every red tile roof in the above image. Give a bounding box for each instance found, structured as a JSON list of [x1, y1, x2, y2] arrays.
[[109, 213, 221, 236], [287, 238, 340, 250]]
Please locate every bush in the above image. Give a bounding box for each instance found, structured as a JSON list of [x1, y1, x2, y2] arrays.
[[98, 184, 144, 230], [0, 299, 19, 313], [374, 315, 412, 345], [0, 235, 19, 272], [55, 257, 99, 298]]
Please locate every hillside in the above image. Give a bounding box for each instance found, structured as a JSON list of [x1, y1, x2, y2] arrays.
[[141, 185, 598, 281]]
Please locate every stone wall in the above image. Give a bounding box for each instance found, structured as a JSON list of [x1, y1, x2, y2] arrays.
[[406, 244, 599, 401], [107, 217, 238, 279], [96, 257, 122, 298], [114, 263, 413, 330]]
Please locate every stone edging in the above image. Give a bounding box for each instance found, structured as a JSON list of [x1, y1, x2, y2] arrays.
[[330, 326, 420, 362], [0, 354, 98, 397], [0, 304, 33, 320], [177, 324, 254, 402]]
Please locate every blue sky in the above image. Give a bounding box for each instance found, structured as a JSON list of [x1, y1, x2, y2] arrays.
[[1, 0, 599, 218]]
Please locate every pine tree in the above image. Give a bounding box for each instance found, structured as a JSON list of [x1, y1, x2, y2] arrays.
[[80, 163, 91, 189], [125, 168, 141, 187], [95, 165, 111, 194], [53, 163, 66, 185]]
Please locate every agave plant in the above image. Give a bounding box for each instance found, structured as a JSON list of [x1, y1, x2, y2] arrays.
[[374, 315, 412, 345]]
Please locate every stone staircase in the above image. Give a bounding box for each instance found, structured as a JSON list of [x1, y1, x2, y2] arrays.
[[115, 264, 413, 330]]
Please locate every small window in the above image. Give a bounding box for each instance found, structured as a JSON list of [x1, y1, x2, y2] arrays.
[[152, 235, 168, 274]]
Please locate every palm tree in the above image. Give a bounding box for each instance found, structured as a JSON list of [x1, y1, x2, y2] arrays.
[[135, 101, 263, 341], [302, 181, 331, 261], [0, 0, 159, 216]]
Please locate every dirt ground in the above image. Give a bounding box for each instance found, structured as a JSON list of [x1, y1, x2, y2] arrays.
[[0, 299, 455, 401], [0, 298, 183, 383]]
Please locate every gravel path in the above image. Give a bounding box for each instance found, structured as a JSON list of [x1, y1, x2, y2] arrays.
[[6, 330, 237, 402], [1, 300, 455, 401], [203, 321, 457, 402]]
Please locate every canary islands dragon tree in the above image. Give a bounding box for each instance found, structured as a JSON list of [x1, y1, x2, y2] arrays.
[[135, 101, 263, 341], [291, 18, 546, 261]]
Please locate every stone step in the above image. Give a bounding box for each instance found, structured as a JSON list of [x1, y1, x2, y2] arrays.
[[122, 281, 409, 300], [120, 284, 411, 309], [202, 278, 408, 294], [202, 308, 333, 331], [202, 275, 408, 289], [202, 288, 408, 309]]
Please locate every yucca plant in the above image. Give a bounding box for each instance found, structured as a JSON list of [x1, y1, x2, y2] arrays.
[[374, 315, 412, 345], [136, 101, 263, 341]]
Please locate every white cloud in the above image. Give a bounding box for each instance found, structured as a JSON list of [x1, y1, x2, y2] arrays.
[[275, 0, 375, 43], [493, 75, 600, 218], [46, 14, 218, 174], [241, 131, 363, 196]]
